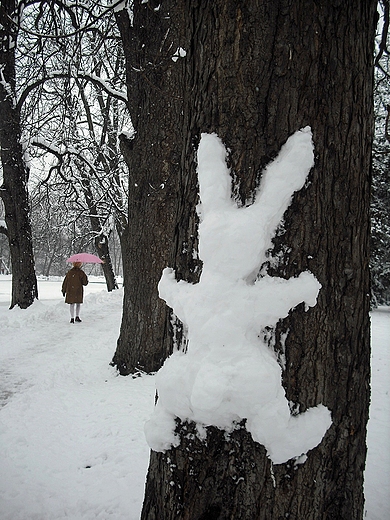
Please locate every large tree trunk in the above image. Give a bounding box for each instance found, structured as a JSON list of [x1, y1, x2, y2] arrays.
[[133, 0, 377, 518], [0, 0, 38, 309], [112, 3, 194, 374]]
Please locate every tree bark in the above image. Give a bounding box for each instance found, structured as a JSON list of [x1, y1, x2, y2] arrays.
[[134, 0, 376, 518], [0, 0, 38, 309], [112, 2, 193, 374], [94, 232, 118, 292]]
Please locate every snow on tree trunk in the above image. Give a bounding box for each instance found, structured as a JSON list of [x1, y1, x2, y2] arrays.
[[145, 128, 332, 464]]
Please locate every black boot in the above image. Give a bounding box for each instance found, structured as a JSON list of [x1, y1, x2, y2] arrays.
[[70, 318, 74, 324], [75, 316, 82, 323]]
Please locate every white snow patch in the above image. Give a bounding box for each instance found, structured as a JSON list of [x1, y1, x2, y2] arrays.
[[172, 47, 187, 62]]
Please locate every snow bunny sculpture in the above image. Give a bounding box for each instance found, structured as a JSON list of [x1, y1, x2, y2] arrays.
[[145, 127, 332, 464]]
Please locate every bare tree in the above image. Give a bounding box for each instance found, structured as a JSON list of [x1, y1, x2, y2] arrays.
[[0, 0, 38, 308], [4, 0, 129, 291], [372, 0, 390, 305]]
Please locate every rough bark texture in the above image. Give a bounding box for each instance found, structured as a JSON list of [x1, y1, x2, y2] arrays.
[[129, 0, 376, 518], [0, 0, 38, 309]]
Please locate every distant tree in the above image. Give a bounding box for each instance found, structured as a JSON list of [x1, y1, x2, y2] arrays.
[[0, 0, 38, 308], [32, 136, 123, 291], [112, 0, 376, 518], [30, 188, 69, 277], [372, 1, 390, 305], [372, 107, 390, 305]]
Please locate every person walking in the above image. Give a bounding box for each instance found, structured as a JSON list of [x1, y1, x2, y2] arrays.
[[62, 262, 88, 323]]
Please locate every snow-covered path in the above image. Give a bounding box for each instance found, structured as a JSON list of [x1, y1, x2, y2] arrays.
[[0, 279, 155, 519], [365, 307, 390, 519], [0, 277, 388, 519]]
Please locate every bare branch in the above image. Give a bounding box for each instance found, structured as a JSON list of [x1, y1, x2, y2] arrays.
[[375, 0, 390, 67], [17, 0, 126, 40], [17, 71, 127, 112]]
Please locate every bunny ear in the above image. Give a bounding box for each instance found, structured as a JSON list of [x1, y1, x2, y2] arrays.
[[252, 126, 314, 228], [196, 133, 233, 218], [196, 128, 314, 224]]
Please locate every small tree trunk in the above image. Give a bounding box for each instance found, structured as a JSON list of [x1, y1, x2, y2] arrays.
[[78, 169, 119, 292], [94, 233, 118, 292]]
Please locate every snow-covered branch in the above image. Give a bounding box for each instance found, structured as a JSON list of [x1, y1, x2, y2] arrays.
[[78, 73, 128, 103], [17, 72, 127, 112]]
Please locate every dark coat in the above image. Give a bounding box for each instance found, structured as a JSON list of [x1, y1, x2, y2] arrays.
[[62, 267, 88, 304]]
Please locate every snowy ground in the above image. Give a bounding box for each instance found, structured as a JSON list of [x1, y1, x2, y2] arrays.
[[0, 275, 388, 519]]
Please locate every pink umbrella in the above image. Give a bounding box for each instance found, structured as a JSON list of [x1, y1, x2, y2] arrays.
[[66, 253, 104, 264]]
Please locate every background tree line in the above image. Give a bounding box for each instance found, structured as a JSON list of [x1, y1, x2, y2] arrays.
[[372, 1, 390, 305], [0, 0, 130, 301], [0, 0, 388, 305]]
